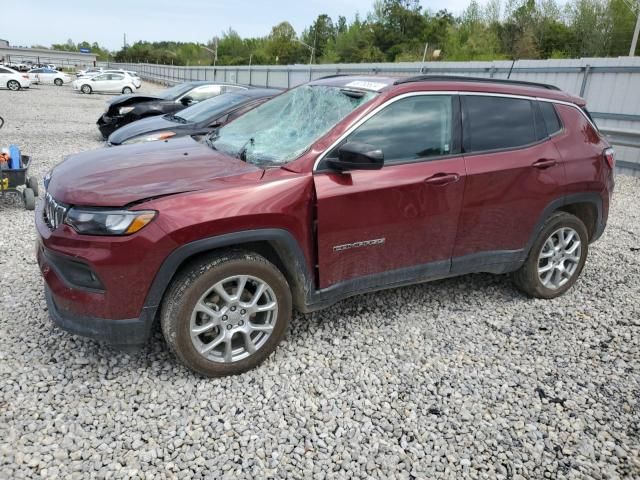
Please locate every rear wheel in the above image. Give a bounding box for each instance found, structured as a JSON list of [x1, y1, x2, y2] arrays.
[[80, 84, 91, 94], [23, 188, 35, 210], [161, 251, 292, 377], [7, 80, 20, 91], [54, 78, 63, 86], [122, 86, 132, 94], [513, 212, 588, 299]]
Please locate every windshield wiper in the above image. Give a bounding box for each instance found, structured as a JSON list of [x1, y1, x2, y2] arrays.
[[204, 131, 220, 151], [237, 137, 254, 162]]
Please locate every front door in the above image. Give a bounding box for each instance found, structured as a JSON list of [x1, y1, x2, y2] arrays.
[[314, 94, 466, 289]]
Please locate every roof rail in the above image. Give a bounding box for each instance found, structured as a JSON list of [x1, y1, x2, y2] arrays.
[[393, 75, 560, 91], [314, 74, 353, 80]]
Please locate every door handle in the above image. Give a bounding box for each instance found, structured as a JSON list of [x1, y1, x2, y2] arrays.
[[532, 158, 557, 169], [425, 173, 460, 186]]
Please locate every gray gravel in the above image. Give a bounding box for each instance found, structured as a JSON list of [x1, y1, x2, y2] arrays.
[[1, 83, 640, 480]]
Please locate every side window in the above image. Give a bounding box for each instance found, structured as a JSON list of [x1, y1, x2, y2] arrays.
[[462, 96, 537, 152], [189, 85, 222, 101], [343, 95, 454, 164], [111, 74, 124, 81], [93, 74, 107, 81], [0, 67, 11, 74], [539, 101, 562, 136]]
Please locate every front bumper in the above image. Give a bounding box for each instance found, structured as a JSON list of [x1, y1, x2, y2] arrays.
[[97, 113, 122, 138], [45, 285, 155, 346], [35, 198, 178, 344]]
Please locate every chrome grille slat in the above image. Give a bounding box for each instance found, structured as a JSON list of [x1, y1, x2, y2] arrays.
[[43, 192, 69, 230]]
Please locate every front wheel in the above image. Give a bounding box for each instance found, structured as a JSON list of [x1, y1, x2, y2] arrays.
[[23, 188, 35, 210], [80, 84, 92, 94], [161, 251, 292, 377], [513, 212, 588, 299], [7, 80, 20, 91], [54, 78, 63, 86], [122, 86, 132, 94]]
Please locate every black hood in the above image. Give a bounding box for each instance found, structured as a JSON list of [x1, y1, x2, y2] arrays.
[[108, 94, 165, 107], [108, 115, 194, 145]]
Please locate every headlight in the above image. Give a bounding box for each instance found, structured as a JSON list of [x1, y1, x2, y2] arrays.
[[122, 132, 176, 145], [65, 208, 156, 236], [119, 106, 135, 115]]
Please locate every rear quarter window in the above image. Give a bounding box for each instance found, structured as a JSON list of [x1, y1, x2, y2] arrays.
[[539, 101, 562, 136], [462, 96, 537, 153]]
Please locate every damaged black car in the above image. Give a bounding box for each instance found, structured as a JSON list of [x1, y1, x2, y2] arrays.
[[96, 81, 248, 139], [107, 88, 280, 146]]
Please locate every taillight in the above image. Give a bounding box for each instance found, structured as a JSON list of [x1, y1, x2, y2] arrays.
[[603, 147, 615, 169]]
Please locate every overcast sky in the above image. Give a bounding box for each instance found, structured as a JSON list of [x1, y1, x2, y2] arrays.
[[1, 0, 481, 51]]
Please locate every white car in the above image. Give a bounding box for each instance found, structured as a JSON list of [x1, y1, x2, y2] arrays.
[[28, 67, 72, 86], [102, 69, 142, 89], [73, 72, 136, 94], [0, 66, 31, 90]]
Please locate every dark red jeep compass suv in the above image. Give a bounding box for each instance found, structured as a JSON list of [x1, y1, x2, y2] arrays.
[[36, 75, 614, 376]]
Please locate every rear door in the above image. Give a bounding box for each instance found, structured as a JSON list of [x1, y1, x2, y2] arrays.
[[452, 94, 565, 270], [314, 93, 466, 289]]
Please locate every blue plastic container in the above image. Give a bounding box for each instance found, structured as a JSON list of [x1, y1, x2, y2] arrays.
[[8, 145, 21, 169]]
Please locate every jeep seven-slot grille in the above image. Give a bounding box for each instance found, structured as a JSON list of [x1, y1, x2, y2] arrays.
[[44, 192, 69, 230]]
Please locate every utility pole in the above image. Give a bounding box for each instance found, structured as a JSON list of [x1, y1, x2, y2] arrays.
[[631, 5, 640, 56], [624, 0, 640, 56], [123, 33, 127, 50]]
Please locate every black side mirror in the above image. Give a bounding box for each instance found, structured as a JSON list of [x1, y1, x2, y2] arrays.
[[180, 96, 193, 106], [326, 142, 384, 171]]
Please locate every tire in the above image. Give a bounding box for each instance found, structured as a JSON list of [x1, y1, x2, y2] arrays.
[[54, 78, 63, 86], [81, 84, 92, 94], [23, 188, 35, 210], [27, 176, 39, 197], [122, 86, 132, 94], [161, 250, 292, 377], [7, 80, 20, 91], [512, 212, 588, 299]]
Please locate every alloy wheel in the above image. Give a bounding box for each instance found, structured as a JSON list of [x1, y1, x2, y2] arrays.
[[189, 274, 278, 363], [537, 227, 582, 290]]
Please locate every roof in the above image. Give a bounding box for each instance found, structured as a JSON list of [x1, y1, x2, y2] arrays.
[[308, 73, 584, 105]]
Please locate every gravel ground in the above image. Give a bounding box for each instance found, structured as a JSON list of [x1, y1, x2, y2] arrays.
[[1, 83, 639, 480]]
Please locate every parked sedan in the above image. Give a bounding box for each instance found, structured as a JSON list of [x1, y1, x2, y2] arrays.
[[108, 88, 280, 145], [0, 66, 30, 90], [73, 72, 137, 95], [97, 81, 248, 139], [27, 68, 72, 86]]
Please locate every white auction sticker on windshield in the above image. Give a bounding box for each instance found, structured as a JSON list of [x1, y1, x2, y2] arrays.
[[344, 80, 388, 91]]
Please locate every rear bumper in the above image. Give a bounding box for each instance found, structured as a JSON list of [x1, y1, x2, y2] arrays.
[[45, 285, 155, 346]]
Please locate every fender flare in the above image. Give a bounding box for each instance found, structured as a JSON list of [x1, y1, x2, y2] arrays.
[[524, 192, 604, 256], [142, 228, 314, 316]]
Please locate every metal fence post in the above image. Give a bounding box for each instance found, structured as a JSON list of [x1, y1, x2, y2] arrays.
[[287, 70, 290, 89], [266, 69, 270, 88], [580, 64, 591, 97]]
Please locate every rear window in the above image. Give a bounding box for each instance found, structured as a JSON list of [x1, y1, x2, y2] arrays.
[[463, 96, 537, 152], [539, 102, 562, 135]]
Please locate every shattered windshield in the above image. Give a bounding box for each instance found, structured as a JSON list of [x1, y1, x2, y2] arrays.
[[208, 85, 376, 166]]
